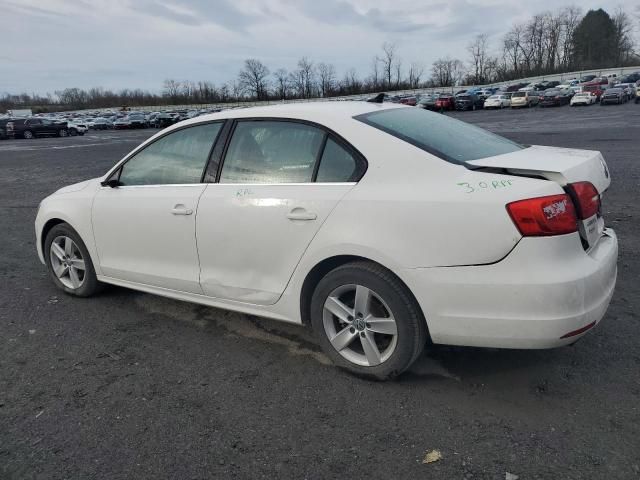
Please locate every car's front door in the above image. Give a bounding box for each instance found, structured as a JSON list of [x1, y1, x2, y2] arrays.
[[92, 122, 223, 293], [196, 119, 366, 305]]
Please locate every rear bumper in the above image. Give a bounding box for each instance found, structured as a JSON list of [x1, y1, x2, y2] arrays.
[[399, 229, 618, 349]]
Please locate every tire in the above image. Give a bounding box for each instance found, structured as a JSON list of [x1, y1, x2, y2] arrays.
[[59, 129, 68, 137], [44, 223, 102, 297], [310, 261, 427, 380], [23, 130, 34, 139]]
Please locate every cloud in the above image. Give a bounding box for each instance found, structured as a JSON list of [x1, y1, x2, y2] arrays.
[[0, 0, 638, 95], [128, 0, 260, 29]]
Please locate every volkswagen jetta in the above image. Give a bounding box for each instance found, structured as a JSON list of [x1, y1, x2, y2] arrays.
[[35, 102, 618, 379]]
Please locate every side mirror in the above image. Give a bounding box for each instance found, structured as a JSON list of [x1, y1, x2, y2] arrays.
[[100, 179, 121, 188]]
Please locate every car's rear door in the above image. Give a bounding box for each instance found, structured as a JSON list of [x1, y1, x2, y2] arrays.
[[196, 119, 366, 305], [92, 122, 223, 293]]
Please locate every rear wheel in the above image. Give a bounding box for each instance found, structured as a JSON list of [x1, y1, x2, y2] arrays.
[[44, 223, 102, 297], [310, 262, 427, 380]]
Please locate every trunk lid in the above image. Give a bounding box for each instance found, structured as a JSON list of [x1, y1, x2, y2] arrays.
[[467, 145, 611, 249]]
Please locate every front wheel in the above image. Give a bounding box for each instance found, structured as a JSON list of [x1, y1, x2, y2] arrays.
[[59, 129, 68, 137], [310, 262, 427, 380], [23, 130, 34, 139], [44, 223, 102, 297]]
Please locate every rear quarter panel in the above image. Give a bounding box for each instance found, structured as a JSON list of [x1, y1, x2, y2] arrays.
[[299, 126, 564, 270]]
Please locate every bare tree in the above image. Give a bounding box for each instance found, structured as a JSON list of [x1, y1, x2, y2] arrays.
[[316, 62, 336, 97], [341, 68, 362, 94], [394, 57, 402, 88], [381, 42, 397, 87], [162, 79, 182, 102], [273, 68, 289, 100], [238, 59, 270, 100], [467, 34, 491, 84], [430, 57, 464, 87], [369, 56, 381, 89], [559, 6, 583, 69], [294, 57, 315, 98], [407, 62, 424, 89], [612, 8, 636, 65]]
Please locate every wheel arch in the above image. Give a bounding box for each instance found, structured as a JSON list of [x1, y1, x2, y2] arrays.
[[299, 255, 430, 340]]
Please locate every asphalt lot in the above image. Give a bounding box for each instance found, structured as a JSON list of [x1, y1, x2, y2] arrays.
[[1, 103, 639, 479]]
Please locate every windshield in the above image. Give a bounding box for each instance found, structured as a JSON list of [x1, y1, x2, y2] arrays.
[[355, 107, 524, 164]]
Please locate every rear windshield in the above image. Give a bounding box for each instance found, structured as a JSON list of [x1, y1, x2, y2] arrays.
[[355, 107, 524, 164]]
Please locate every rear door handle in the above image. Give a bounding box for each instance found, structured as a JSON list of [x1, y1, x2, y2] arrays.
[[171, 204, 193, 215], [286, 208, 317, 221]]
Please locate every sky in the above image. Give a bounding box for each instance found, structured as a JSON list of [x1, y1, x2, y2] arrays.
[[1, 0, 638, 95]]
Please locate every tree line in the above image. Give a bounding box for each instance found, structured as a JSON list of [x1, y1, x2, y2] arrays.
[[2, 7, 637, 113]]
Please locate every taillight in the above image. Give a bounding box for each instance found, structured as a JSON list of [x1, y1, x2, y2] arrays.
[[506, 194, 578, 236], [567, 181, 600, 219]]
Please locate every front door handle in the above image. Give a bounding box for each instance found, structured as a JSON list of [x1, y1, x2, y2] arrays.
[[286, 208, 317, 221], [171, 204, 193, 215]]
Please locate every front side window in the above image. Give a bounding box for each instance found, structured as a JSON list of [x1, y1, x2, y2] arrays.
[[118, 122, 221, 186], [355, 107, 524, 164], [220, 121, 325, 184]]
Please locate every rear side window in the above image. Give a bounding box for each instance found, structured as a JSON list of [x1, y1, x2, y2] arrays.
[[118, 122, 221, 185], [316, 138, 357, 182], [355, 107, 524, 164], [220, 121, 324, 184]]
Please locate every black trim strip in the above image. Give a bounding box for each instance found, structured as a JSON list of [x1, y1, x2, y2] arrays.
[[311, 133, 329, 182], [202, 120, 232, 183]]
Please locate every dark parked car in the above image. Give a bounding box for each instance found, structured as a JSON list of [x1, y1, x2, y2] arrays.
[[539, 89, 572, 107], [6, 117, 68, 139], [579, 74, 597, 83], [113, 117, 132, 129], [600, 88, 626, 105], [505, 83, 529, 92], [127, 113, 147, 128], [151, 113, 177, 128], [618, 72, 640, 84], [455, 93, 483, 111], [538, 80, 560, 90], [92, 117, 113, 130], [435, 95, 455, 111]]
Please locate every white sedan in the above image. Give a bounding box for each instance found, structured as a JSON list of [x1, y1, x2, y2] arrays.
[[483, 94, 511, 109], [570, 92, 597, 106], [35, 102, 618, 379]]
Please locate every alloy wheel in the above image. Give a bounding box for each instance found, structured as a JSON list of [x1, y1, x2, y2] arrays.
[[323, 284, 398, 367], [50, 236, 86, 289]]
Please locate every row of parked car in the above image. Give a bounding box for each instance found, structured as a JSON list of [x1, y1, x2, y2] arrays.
[[378, 71, 640, 112], [0, 107, 223, 140]]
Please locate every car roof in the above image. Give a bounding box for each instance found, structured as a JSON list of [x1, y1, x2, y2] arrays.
[[175, 101, 405, 129]]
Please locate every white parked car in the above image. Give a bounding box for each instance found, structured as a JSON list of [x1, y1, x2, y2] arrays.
[[570, 92, 597, 106], [35, 103, 618, 379], [483, 94, 511, 109], [66, 120, 88, 136]]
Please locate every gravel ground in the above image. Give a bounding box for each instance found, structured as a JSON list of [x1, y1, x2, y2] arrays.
[[1, 103, 639, 480]]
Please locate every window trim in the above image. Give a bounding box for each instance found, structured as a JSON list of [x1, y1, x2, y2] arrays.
[[215, 117, 368, 185], [103, 119, 226, 187]]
